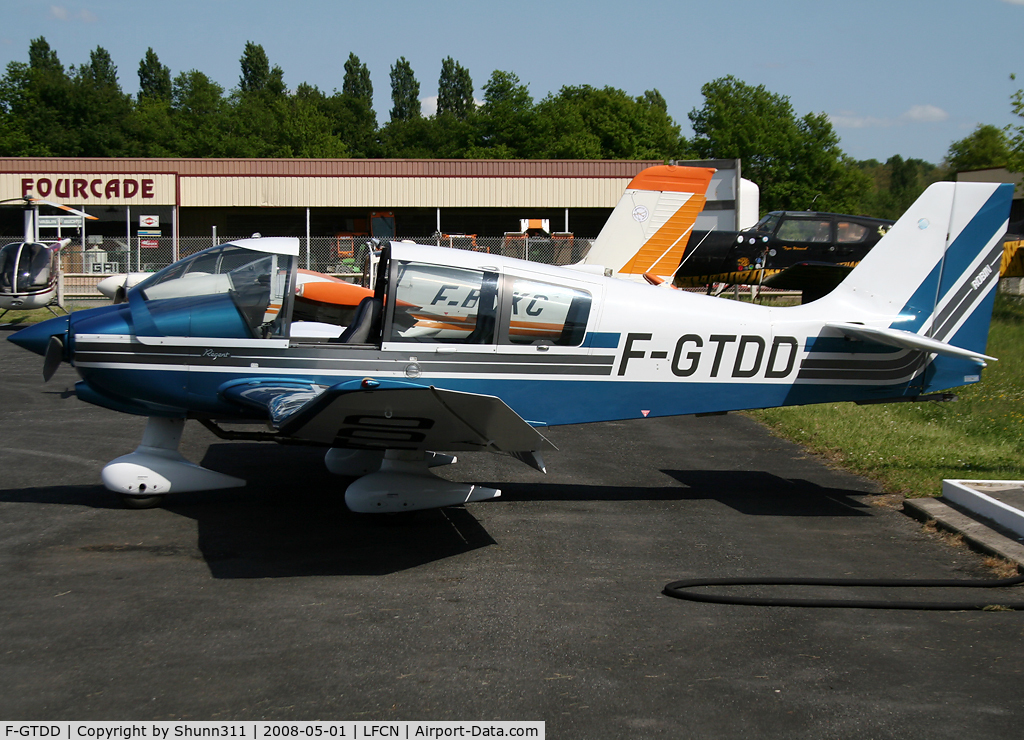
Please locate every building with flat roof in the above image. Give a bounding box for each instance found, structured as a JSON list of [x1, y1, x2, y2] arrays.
[[0, 158, 750, 280], [0, 158, 663, 242]]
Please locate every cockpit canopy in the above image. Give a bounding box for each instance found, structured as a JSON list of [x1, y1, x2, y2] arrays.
[[0, 242, 57, 295], [132, 238, 298, 339], [126, 238, 594, 346]]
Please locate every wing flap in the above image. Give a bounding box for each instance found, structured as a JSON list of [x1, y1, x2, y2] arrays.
[[221, 378, 555, 454]]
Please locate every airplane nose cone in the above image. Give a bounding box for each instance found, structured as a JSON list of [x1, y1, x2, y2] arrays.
[[7, 315, 70, 356]]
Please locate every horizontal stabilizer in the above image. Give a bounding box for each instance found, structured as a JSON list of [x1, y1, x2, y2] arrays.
[[824, 322, 997, 366]]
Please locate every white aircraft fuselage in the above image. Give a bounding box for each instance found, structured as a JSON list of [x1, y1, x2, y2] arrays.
[[8, 181, 1013, 512]]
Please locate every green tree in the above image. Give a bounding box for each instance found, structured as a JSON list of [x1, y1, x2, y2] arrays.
[[389, 57, 420, 122], [535, 85, 683, 159], [334, 53, 377, 154], [947, 123, 1012, 172], [689, 75, 867, 212], [28, 36, 62, 75], [0, 37, 74, 155], [70, 46, 133, 156], [170, 69, 228, 156], [280, 93, 349, 158], [1008, 75, 1024, 173], [437, 57, 474, 119], [470, 70, 535, 158], [238, 41, 284, 96], [138, 48, 171, 102], [342, 53, 373, 104]]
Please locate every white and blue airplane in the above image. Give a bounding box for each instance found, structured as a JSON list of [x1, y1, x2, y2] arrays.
[[8, 179, 1013, 513]]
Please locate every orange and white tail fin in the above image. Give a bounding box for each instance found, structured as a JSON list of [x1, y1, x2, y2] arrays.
[[580, 164, 715, 281]]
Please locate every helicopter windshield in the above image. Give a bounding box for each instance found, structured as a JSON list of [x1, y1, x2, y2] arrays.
[[134, 242, 296, 338], [0, 242, 54, 295], [750, 213, 781, 235]]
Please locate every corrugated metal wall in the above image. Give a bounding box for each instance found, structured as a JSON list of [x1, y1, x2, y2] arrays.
[[181, 176, 634, 208], [0, 158, 659, 209]]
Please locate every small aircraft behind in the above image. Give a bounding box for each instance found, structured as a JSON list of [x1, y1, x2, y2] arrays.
[[0, 196, 98, 319], [673, 209, 895, 302], [8, 180, 1013, 513]]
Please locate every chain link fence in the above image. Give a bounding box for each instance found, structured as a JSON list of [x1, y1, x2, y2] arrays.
[[0, 233, 595, 300]]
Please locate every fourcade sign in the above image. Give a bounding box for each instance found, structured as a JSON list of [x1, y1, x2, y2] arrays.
[[13, 174, 175, 205]]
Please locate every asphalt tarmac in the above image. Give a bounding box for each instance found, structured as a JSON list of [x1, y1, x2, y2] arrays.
[[1, 329, 1023, 737]]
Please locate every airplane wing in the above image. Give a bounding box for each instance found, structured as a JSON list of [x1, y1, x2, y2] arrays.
[[220, 378, 556, 461], [824, 323, 997, 366]]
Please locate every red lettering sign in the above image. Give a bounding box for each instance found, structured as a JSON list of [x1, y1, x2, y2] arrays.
[[17, 176, 162, 201]]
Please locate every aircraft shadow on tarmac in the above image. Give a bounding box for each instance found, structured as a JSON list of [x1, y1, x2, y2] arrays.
[[489, 469, 874, 517], [0, 443, 872, 580], [0, 441, 498, 579], [0, 478, 497, 578]]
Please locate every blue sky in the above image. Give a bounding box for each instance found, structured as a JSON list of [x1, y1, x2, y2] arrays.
[[2, 0, 1022, 165]]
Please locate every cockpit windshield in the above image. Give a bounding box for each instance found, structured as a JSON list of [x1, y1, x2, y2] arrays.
[[0, 242, 54, 295], [134, 243, 296, 338], [751, 213, 781, 235]]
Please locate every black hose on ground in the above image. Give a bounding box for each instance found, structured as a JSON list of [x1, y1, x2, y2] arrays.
[[663, 572, 1024, 610]]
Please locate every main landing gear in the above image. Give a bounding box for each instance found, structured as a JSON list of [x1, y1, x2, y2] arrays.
[[102, 419, 501, 513]]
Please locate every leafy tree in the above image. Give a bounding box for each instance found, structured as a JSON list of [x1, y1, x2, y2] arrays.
[[389, 57, 421, 122], [689, 75, 867, 212], [128, 96, 176, 156], [470, 70, 535, 157], [238, 41, 284, 96], [1008, 75, 1024, 173], [947, 123, 1011, 173], [334, 53, 377, 153], [170, 69, 228, 156], [0, 37, 74, 155], [437, 57, 474, 119], [29, 37, 63, 75], [850, 156, 940, 219], [342, 53, 373, 104], [280, 93, 349, 158], [535, 85, 684, 159], [69, 46, 133, 156], [138, 48, 171, 102]]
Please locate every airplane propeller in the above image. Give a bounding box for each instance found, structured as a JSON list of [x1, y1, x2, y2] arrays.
[[42, 335, 64, 382]]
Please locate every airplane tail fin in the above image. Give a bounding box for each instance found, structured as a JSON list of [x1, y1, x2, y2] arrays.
[[817, 181, 1014, 391], [580, 164, 715, 280]]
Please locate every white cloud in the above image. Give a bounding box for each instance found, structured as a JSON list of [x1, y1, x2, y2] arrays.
[[829, 104, 949, 130], [49, 6, 97, 23], [828, 111, 891, 129], [900, 104, 948, 123], [1000, 0, 1024, 5]]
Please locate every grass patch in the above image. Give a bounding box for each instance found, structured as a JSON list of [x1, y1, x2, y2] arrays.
[[0, 303, 99, 327], [749, 293, 1024, 498]]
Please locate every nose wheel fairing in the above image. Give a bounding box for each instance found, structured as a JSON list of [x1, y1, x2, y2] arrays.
[[101, 417, 245, 504]]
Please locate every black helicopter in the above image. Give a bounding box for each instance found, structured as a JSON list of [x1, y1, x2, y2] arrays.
[[674, 210, 895, 302]]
